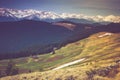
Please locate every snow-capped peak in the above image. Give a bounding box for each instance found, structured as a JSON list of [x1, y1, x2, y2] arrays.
[[0, 8, 61, 20], [60, 13, 120, 23], [0, 8, 120, 23]]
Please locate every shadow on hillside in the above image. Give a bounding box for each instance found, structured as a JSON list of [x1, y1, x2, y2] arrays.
[[0, 21, 120, 60]]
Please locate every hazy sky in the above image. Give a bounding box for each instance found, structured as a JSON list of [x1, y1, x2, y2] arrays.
[[0, 0, 120, 16]]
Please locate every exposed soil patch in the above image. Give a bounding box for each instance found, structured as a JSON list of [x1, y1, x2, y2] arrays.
[[46, 55, 64, 62]]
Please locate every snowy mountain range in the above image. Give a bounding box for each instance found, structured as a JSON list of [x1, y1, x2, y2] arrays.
[[0, 8, 120, 23]]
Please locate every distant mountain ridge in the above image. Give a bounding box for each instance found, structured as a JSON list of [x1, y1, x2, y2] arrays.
[[0, 8, 120, 23]]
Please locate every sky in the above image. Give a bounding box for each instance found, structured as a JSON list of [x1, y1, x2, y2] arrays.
[[0, 0, 120, 16]]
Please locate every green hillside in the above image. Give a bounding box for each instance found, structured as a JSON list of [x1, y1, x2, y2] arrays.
[[0, 32, 120, 80]]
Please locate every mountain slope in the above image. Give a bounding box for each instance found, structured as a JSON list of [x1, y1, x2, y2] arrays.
[[0, 20, 120, 60], [0, 32, 120, 80]]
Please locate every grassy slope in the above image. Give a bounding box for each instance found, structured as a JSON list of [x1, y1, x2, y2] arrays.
[[0, 36, 86, 72], [0, 32, 120, 80]]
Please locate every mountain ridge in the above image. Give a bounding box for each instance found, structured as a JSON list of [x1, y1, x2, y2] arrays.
[[0, 8, 120, 23]]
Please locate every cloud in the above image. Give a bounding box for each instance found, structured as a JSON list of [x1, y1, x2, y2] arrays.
[[60, 13, 120, 23]]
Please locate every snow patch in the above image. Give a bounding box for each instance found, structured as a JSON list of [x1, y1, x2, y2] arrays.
[[98, 33, 112, 38], [53, 58, 85, 70]]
